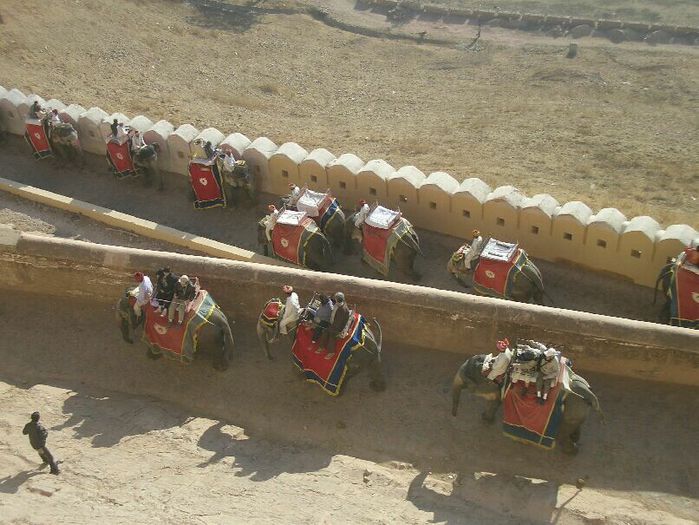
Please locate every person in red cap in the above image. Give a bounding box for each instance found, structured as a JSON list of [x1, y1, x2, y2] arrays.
[[133, 271, 153, 319], [485, 338, 513, 382], [353, 199, 370, 228], [265, 204, 280, 242], [279, 284, 300, 336]]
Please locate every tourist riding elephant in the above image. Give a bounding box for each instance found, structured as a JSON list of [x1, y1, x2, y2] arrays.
[[257, 219, 334, 271], [133, 143, 163, 190], [451, 354, 601, 454], [256, 298, 386, 392], [279, 192, 346, 248], [344, 211, 422, 280], [49, 123, 84, 166], [115, 287, 235, 371], [447, 241, 546, 304], [219, 157, 257, 207]]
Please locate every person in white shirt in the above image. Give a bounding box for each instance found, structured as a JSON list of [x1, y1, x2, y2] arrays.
[[265, 204, 279, 242], [133, 271, 153, 319], [130, 130, 145, 154], [223, 150, 237, 172], [49, 109, 61, 125], [279, 285, 300, 335], [486, 338, 512, 382], [354, 200, 370, 228], [461, 229, 484, 271], [287, 183, 302, 207]]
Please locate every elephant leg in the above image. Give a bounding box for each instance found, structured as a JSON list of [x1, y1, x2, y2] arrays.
[[120, 319, 134, 344], [368, 352, 386, 392], [481, 399, 500, 423], [557, 421, 580, 455], [212, 330, 229, 371], [146, 346, 162, 360]]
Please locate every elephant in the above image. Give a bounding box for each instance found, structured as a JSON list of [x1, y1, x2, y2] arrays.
[[451, 353, 601, 454], [447, 240, 546, 304], [256, 298, 386, 392], [115, 287, 235, 371], [133, 143, 163, 190], [279, 193, 346, 248], [344, 211, 422, 280], [257, 218, 334, 271], [218, 157, 257, 207], [49, 123, 84, 166]]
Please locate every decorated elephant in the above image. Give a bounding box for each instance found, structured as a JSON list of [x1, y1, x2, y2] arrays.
[[257, 211, 334, 271], [654, 248, 699, 328], [48, 122, 84, 165], [279, 189, 346, 248], [344, 209, 422, 280], [451, 352, 601, 454], [115, 286, 235, 371], [256, 296, 386, 394], [448, 239, 546, 304], [133, 143, 163, 189], [218, 157, 257, 207]]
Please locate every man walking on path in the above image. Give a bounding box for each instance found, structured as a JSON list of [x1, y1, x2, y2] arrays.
[[23, 412, 60, 475]]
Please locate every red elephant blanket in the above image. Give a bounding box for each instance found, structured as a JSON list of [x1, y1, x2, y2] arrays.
[[142, 290, 218, 363], [189, 159, 226, 209], [106, 139, 137, 178], [669, 261, 699, 328], [271, 211, 321, 266], [24, 120, 52, 159], [291, 313, 367, 396]]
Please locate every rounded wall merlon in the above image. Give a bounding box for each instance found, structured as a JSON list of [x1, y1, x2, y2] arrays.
[[326, 153, 363, 207], [221, 132, 252, 158], [0, 88, 27, 135], [59, 104, 87, 126], [387, 166, 425, 221], [268, 142, 309, 196], [413, 171, 458, 232], [77, 107, 110, 155], [299, 148, 335, 192], [167, 124, 200, 176], [357, 159, 394, 205], [129, 115, 154, 133], [482, 185, 526, 243], [243, 137, 279, 193], [143, 120, 175, 172]]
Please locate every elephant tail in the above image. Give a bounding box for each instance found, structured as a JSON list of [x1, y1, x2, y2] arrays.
[[372, 318, 383, 354]]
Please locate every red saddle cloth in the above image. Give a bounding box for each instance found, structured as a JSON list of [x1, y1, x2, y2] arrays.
[[106, 140, 136, 177], [473, 249, 522, 297], [272, 217, 316, 266], [291, 312, 366, 396], [25, 121, 52, 159], [189, 160, 226, 209], [672, 264, 699, 327], [362, 224, 394, 267]]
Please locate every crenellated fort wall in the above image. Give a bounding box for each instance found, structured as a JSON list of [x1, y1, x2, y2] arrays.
[[1, 85, 696, 288]]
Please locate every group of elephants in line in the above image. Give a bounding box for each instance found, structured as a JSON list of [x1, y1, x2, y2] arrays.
[[115, 283, 602, 456]]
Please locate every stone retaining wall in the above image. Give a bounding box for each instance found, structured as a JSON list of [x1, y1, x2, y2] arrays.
[[1, 232, 697, 386]]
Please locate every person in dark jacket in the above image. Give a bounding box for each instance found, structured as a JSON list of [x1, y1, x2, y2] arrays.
[[319, 292, 351, 360], [154, 267, 179, 316], [204, 141, 216, 159], [22, 412, 59, 475], [168, 274, 196, 324]]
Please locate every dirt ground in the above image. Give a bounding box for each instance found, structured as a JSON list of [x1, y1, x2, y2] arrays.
[[0, 0, 697, 228], [0, 141, 664, 323], [0, 292, 697, 523]]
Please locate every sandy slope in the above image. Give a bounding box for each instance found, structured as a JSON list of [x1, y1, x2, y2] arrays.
[[0, 0, 697, 226]]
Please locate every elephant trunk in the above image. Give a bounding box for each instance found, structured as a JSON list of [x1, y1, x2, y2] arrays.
[[451, 370, 467, 417]]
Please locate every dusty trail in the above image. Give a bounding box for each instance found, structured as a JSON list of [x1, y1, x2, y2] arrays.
[[0, 291, 697, 523], [0, 142, 662, 323]]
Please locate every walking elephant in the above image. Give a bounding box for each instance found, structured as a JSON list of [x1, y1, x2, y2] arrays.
[[219, 158, 257, 207], [451, 354, 601, 454], [448, 240, 546, 304], [344, 211, 422, 280], [133, 143, 163, 189], [279, 191, 346, 248], [49, 123, 84, 166], [256, 297, 386, 393], [257, 218, 334, 271], [115, 287, 235, 371]]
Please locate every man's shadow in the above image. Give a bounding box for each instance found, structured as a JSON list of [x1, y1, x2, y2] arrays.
[[0, 470, 42, 494]]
